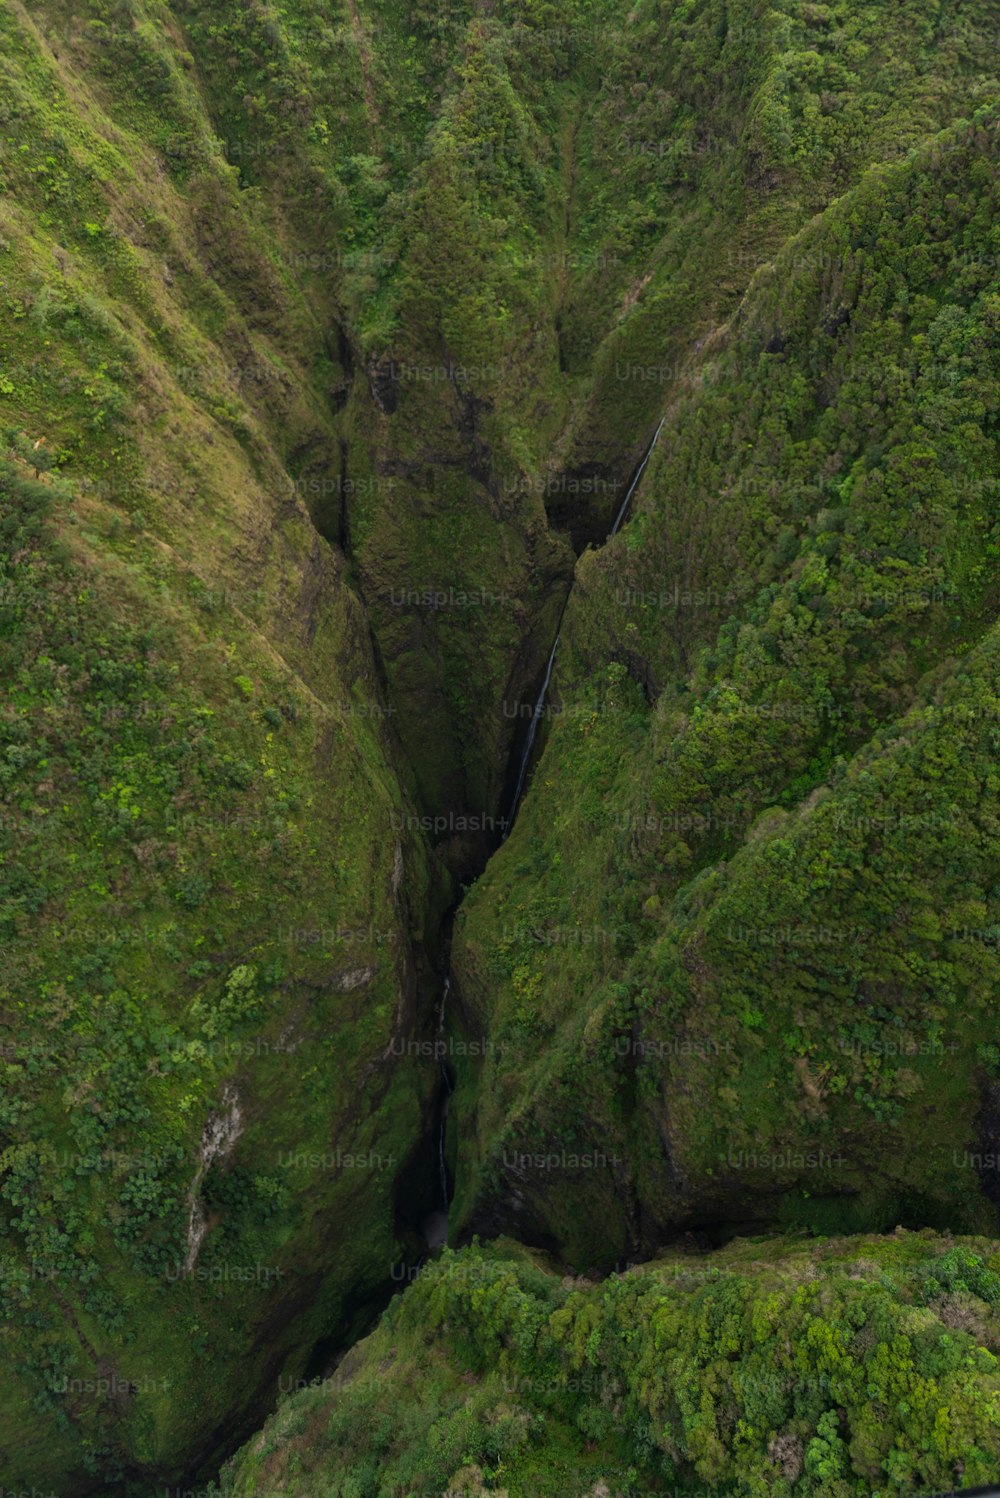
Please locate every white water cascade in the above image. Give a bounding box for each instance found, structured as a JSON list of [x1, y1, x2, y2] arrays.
[[609, 416, 665, 536], [503, 633, 560, 841]]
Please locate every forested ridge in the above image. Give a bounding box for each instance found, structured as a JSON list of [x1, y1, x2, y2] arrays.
[[225, 1232, 1000, 1496]]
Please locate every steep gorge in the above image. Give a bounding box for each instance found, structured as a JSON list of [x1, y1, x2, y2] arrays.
[[3, 0, 1000, 1492]]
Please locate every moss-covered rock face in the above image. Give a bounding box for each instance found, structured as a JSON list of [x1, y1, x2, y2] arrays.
[[132, 0, 1000, 862], [329, 0, 1000, 850], [223, 1231, 1000, 1496]]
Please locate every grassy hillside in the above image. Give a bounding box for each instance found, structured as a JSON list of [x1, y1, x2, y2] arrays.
[[339, 0, 1000, 837], [0, 453, 446, 1490], [223, 1230, 1000, 1496]]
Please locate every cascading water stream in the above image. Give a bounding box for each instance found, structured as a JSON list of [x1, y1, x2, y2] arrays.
[[502, 631, 562, 841], [609, 416, 665, 536], [421, 976, 454, 1252], [423, 420, 666, 1255], [503, 419, 665, 839]]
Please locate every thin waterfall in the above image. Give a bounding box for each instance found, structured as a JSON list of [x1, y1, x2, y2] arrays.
[[434, 420, 666, 1245], [503, 418, 665, 839], [421, 976, 453, 1251], [503, 632, 561, 840], [610, 417, 665, 536]]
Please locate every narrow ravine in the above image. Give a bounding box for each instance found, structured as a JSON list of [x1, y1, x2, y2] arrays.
[[306, 415, 668, 1405], [432, 414, 668, 1241]]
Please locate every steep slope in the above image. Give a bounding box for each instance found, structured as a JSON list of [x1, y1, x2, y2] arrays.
[[132, 0, 1000, 867], [223, 1231, 1000, 1496], [0, 459, 440, 1488], [0, 3, 450, 1487], [338, 0, 1000, 850], [450, 109, 1000, 1264]]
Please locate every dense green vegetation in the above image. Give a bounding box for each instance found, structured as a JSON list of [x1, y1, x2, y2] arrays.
[[137, 0, 1000, 848], [0, 1, 451, 1483], [0, 450, 440, 1489], [451, 106, 1000, 1266], [224, 1231, 1000, 1495], [2, 0, 1000, 1490]]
